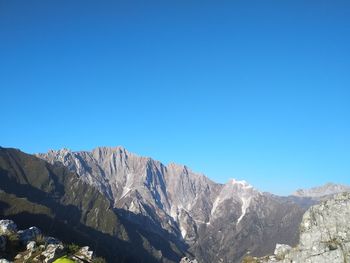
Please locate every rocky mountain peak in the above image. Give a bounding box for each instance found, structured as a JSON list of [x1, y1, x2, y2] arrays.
[[35, 145, 312, 263], [92, 145, 128, 155], [293, 182, 350, 198], [45, 148, 72, 159], [49, 148, 72, 154], [91, 146, 131, 162], [167, 163, 189, 173], [228, 178, 255, 190]]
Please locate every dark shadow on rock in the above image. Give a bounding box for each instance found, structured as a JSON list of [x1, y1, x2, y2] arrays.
[[0, 167, 185, 262], [0, 147, 188, 263], [0, 200, 10, 214], [116, 207, 188, 261]]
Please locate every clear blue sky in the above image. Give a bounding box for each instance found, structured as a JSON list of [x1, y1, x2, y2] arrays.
[[1, 0, 349, 195]]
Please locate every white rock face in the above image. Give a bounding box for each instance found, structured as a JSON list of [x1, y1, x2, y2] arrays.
[[210, 179, 259, 225], [76, 246, 94, 261], [26, 241, 36, 251], [256, 192, 350, 263], [41, 244, 64, 263]]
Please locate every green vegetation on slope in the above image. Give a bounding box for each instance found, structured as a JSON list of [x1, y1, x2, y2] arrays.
[[53, 256, 75, 263]]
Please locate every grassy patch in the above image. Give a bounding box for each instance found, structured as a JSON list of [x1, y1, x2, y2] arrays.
[[53, 256, 75, 263]]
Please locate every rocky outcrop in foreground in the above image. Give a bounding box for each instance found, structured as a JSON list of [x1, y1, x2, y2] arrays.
[[245, 192, 350, 263], [179, 257, 198, 263], [0, 219, 96, 263], [0, 147, 187, 262]]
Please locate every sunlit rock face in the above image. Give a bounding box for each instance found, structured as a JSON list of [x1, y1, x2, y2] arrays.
[[38, 147, 223, 240], [38, 146, 309, 263], [254, 192, 350, 263]]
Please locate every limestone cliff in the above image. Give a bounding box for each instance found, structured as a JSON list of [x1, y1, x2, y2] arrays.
[[246, 192, 350, 263]]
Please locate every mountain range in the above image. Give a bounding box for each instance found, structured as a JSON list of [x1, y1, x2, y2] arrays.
[[0, 147, 186, 262], [293, 182, 350, 198], [0, 146, 349, 263]]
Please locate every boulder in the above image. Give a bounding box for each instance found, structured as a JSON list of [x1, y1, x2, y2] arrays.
[[40, 243, 64, 263], [18, 226, 42, 244], [273, 244, 291, 259], [27, 240, 37, 251], [0, 259, 11, 263], [179, 257, 198, 263], [0, 220, 17, 235], [44, 236, 62, 245], [77, 246, 94, 260], [24, 251, 33, 261], [72, 246, 94, 262]]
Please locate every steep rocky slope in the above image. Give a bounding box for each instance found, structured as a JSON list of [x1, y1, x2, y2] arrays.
[[0, 147, 186, 263], [38, 146, 308, 263], [250, 192, 350, 263], [37, 147, 222, 241]]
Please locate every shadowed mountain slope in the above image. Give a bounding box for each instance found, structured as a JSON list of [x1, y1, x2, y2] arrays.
[[0, 147, 187, 263]]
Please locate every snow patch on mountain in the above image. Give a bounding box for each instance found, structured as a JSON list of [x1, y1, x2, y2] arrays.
[[236, 195, 252, 225], [210, 178, 259, 224]]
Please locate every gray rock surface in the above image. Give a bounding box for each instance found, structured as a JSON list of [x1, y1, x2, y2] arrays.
[[37, 147, 224, 240], [26, 240, 36, 251], [273, 244, 291, 259], [73, 246, 94, 261], [253, 192, 350, 263], [44, 236, 62, 245], [18, 226, 42, 244], [40, 243, 65, 263], [38, 146, 309, 263], [0, 220, 17, 235], [0, 219, 97, 263], [180, 256, 198, 263]]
